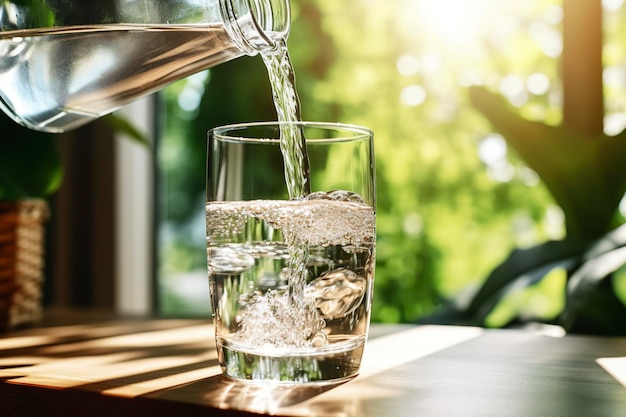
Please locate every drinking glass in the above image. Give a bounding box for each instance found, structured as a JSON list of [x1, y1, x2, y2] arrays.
[[206, 121, 376, 384]]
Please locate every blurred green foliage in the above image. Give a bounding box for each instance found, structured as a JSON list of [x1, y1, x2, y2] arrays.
[[427, 0, 626, 335], [158, 0, 626, 328], [0, 112, 63, 199]]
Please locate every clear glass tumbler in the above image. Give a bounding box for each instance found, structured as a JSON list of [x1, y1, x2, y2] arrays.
[[206, 121, 376, 384]]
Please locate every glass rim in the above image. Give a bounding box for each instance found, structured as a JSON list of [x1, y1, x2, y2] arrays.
[[208, 121, 373, 144]]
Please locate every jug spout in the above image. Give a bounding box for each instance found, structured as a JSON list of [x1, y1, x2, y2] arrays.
[[224, 0, 290, 53], [0, 0, 290, 133]]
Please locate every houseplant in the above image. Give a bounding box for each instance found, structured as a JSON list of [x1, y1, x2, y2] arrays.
[[0, 110, 144, 329], [0, 113, 61, 329]]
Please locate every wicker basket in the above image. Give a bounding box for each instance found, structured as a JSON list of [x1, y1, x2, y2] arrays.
[[0, 200, 49, 330]]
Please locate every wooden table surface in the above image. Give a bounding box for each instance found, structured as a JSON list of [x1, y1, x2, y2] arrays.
[[1, 315, 625, 417]]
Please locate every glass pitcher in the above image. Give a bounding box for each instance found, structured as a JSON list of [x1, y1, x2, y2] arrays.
[[0, 0, 290, 132]]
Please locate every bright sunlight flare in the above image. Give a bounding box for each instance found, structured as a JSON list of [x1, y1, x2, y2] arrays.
[[405, 0, 510, 49]]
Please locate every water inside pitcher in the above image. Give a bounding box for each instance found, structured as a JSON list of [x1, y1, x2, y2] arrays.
[[0, 0, 290, 132]]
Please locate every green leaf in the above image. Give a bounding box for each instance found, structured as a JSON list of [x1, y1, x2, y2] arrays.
[[561, 223, 626, 330], [0, 118, 63, 199], [2, 0, 56, 29], [103, 114, 150, 147], [428, 224, 626, 332], [419, 239, 587, 327], [463, 239, 588, 324]]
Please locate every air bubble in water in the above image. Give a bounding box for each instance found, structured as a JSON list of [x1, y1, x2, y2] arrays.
[[306, 268, 366, 320], [208, 247, 255, 274], [306, 190, 367, 204]]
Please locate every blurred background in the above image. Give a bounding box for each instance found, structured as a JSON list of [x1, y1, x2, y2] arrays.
[[3, 0, 622, 333], [157, 0, 626, 330]]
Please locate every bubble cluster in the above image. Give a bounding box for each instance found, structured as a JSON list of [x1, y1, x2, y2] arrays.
[[235, 289, 327, 349], [206, 191, 375, 350], [206, 191, 376, 247]]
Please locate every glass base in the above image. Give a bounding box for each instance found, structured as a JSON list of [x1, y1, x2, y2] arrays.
[[217, 337, 365, 385]]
